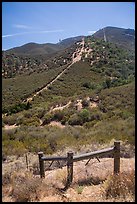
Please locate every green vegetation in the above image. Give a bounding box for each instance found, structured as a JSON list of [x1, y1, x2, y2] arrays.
[[2, 65, 66, 112], [2, 81, 135, 156], [2, 36, 135, 157]]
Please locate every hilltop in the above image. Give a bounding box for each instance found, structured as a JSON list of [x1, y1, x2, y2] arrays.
[[5, 36, 84, 56], [93, 26, 135, 51], [2, 27, 134, 79]]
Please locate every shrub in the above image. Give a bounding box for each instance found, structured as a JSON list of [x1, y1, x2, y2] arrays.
[[68, 113, 83, 126], [35, 107, 46, 118], [55, 169, 67, 187], [2, 172, 12, 186], [2, 115, 17, 125], [83, 82, 91, 89], [78, 109, 91, 123], [81, 99, 90, 108], [3, 140, 26, 157], [104, 170, 135, 199], [42, 113, 53, 125], [77, 186, 84, 194], [24, 111, 33, 118], [68, 109, 92, 126], [21, 117, 40, 126], [4, 129, 16, 140], [12, 175, 43, 202], [53, 110, 64, 121]]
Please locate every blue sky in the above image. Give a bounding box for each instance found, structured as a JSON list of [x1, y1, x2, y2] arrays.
[[2, 2, 135, 50]]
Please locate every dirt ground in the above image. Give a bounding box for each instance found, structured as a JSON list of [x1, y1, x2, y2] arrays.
[[2, 155, 135, 202]]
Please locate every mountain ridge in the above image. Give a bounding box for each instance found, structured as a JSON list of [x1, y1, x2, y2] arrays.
[[4, 26, 135, 56], [5, 36, 84, 56], [93, 26, 135, 51]]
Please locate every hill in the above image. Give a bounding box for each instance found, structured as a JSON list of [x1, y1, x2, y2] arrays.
[[2, 31, 135, 202], [2, 27, 135, 164], [2, 36, 135, 112], [2, 26, 135, 79], [93, 26, 135, 51], [5, 36, 84, 56]]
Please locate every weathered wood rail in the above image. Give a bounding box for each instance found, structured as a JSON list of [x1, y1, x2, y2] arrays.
[[38, 141, 120, 190]]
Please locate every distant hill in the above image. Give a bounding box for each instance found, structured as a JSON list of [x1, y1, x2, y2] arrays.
[[58, 36, 84, 47], [5, 26, 135, 57], [6, 36, 84, 56], [2, 26, 135, 79], [6, 42, 64, 56], [93, 26, 135, 51]]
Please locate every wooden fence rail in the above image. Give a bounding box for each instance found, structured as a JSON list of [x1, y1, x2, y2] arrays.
[[38, 141, 120, 190]]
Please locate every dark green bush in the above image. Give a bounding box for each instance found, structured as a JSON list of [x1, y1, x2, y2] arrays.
[[81, 99, 90, 108], [68, 113, 83, 126], [42, 113, 53, 125], [52, 110, 64, 121]]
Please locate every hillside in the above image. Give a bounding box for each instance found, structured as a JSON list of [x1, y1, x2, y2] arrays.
[[2, 27, 135, 201], [93, 26, 135, 51], [2, 35, 135, 112], [2, 26, 135, 153], [2, 41, 78, 78], [2, 34, 135, 155], [2, 27, 135, 79], [6, 42, 65, 56], [5, 36, 84, 56]]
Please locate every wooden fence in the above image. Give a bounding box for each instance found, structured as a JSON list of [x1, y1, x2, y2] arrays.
[[38, 141, 120, 190]]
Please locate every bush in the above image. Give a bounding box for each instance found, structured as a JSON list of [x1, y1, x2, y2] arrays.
[[35, 107, 46, 118], [68, 109, 91, 125], [83, 82, 91, 89], [104, 170, 135, 199], [2, 172, 12, 186], [78, 109, 91, 122], [12, 175, 43, 202], [21, 116, 40, 126], [42, 113, 53, 125], [68, 113, 83, 126], [53, 110, 64, 121], [81, 99, 90, 108], [3, 140, 26, 156], [2, 115, 17, 125]]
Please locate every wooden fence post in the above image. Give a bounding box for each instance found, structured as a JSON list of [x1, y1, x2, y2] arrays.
[[38, 152, 45, 178], [114, 141, 120, 174], [25, 153, 29, 170], [65, 151, 73, 190]]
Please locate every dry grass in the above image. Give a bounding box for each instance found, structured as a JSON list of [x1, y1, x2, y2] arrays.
[[2, 170, 58, 202], [2, 151, 135, 202], [12, 174, 42, 202], [103, 169, 135, 200]]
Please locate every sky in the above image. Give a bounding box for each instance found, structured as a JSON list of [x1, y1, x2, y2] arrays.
[[2, 2, 135, 50]]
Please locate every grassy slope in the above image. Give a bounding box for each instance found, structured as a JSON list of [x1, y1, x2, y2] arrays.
[[2, 65, 66, 111], [2, 37, 135, 156], [2, 81, 135, 156], [32, 61, 105, 102]]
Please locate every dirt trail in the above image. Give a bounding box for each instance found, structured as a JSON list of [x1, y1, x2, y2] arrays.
[[3, 124, 20, 130], [24, 38, 85, 103], [48, 121, 65, 128], [49, 101, 71, 113]]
